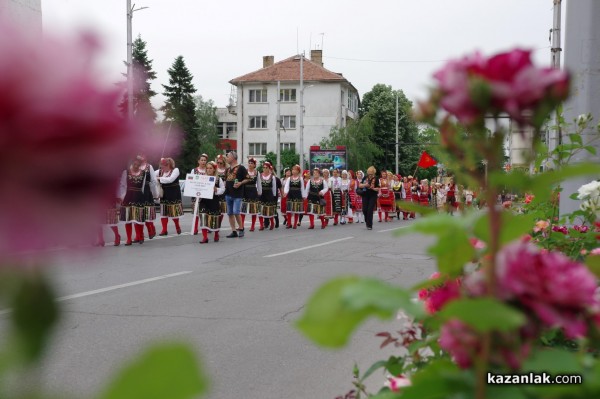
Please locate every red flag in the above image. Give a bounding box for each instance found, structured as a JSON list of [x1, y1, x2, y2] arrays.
[[417, 151, 437, 168]]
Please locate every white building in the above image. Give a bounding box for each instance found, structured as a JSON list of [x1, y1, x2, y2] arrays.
[[0, 0, 42, 34], [228, 50, 359, 163]]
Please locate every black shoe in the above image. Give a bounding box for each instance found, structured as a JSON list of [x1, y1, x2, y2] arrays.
[[238, 228, 245, 238], [199, 239, 209, 244], [226, 231, 238, 238]]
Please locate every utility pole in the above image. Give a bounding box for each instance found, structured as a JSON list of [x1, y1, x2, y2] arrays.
[[126, 1, 149, 121], [299, 53, 304, 170], [276, 81, 281, 175], [549, 0, 563, 152], [395, 93, 399, 175]]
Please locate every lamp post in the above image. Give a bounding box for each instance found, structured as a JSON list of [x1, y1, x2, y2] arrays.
[[299, 53, 304, 170], [126, 1, 148, 120]]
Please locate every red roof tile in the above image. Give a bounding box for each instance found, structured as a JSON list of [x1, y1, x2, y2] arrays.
[[229, 56, 350, 85]]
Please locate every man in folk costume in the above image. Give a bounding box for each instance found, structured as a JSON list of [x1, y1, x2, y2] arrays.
[[329, 168, 344, 226], [258, 162, 278, 230], [156, 157, 183, 236], [198, 161, 226, 243], [119, 155, 158, 245], [321, 168, 333, 225], [138, 155, 159, 239], [284, 164, 304, 229], [191, 153, 209, 235], [240, 157, 260, 231], [304, 168, 329, 229]]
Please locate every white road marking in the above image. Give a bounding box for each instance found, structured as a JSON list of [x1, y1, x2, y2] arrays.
[[264, 237, 354, 258], [56, 271, 194, 302], [377, 226, 411, 233]]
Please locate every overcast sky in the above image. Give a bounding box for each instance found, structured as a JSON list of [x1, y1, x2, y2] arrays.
[[42, 0, 562, 111]]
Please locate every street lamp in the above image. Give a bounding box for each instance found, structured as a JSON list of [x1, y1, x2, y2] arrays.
[[126, 1, 149, 120]]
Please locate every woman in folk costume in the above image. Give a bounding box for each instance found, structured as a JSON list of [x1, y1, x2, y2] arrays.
[[400, 176, 412, 220], [419, 179, 430, 207], [340, 170, 351, 224], [353, 170, 365, 223], [321, 168, 333, 225], [329, 168, 344, 226], [156, 157, 183, 236], [240, 158, 261, 231], [258, 162, 278, 230], [410, 178, 420, 219], [392, 174, 404, 221], [283, 165, 304, 229], [281, 168, 291, 226], [95, 183, 122, 247], [119, 155, 159, 245], [378, 170, 394, 222], [446, 180, 457, 215], [138, 155, 159, 239], [304, 168, 329, 229], [297, 169, 310, 227], [198, 161, 226, 243], [215, 154, 228, 226], [191, 153, 209, 235]]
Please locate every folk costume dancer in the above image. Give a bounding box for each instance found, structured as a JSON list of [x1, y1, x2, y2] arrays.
[[353, 170, 365, 223], [215, 154, 228, 226], [138, 155, 159, 239], [321, 169, 333, 226], [410, 178, 420, 219], [340, 170, 351, 224], [281, 168, 291, 225], [446, 181, 457, 215], [240, 158, 260, 231], [258, 162, 278, 230], [401, 176, 412, 220], [96, 190, 122, 247], [419, 179, 430, 208], [304, 168, 329, 229], [392, 175, 404, 220], [378, 170, 393, 222], [191, 153, 208, 235], [156, 157, 183, 236], [199, 161, 226, 243], [283, 165, 304, 229], [329, 169, 344, 226], [298, 170, 311, 227], [119, 156, 158, 245]]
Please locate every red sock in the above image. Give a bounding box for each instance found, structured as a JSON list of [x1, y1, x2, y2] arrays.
[[251, 215, 257, 229], [287, 213, 292, 226], [194, 216, 199, 234], [293, 214, 299, 228], [160, 217, 168, 234], [309, 215, 315, 227], [241, 214, 246, 226], [202, 229, 208, 241], [378, 211, 382, 222], [173, 218, 181, 233], [214, 231, 219, 241], [135, 224, 144, 242], [110, 226, 120, 245], [125, 223, 133, 244], [320, 216, 326, 228], [334, 215, 339, 224], [259, 217, 264, 229], [145, 222, 153, 236]]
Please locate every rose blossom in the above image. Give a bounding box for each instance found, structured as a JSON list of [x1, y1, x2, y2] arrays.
[[0, 22, 167, 261], [496, 242, 598, 338], [418, 272, 461, 314]]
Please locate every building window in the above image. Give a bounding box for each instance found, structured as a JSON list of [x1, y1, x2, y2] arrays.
[[281, 115, 296, 129], [279, 89, 296, 102], [248, 142, 267, 156], [249, 116, 268, 129], [249, 89, 267, 103], [348, 92, 358, 113], [226, 122, 237, 137], [280, 142, 296, 152], [216, 122, 225, 139]]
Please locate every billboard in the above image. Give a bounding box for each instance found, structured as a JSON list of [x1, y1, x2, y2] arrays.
[[309, 147, 347, 171]]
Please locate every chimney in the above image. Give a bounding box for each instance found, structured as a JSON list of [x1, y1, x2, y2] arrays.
[[263, 55, 274, 68], [310, 49, 323, 67]]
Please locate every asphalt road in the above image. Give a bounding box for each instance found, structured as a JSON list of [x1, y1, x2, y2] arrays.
[[2, 213, 436, 399]]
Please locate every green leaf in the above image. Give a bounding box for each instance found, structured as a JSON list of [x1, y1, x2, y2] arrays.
[[369, 390, 402, 399], [474, 211, 535, 246], [100, 343, 207, 399], [569, 134, 583, 145], [296, 277, 419, 348], [585, 256, 600, 279], [438, 298, 526, 333], [584, 145, 597, 155], [398, 359, 473, 399], [11, 272, 59, 363], [360, 360, 389, 382]]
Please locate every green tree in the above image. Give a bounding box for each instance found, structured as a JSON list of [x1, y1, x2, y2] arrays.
[[120, 35, 157, 121], [319, 114, 381, 172], [194, 95, 221, 161], [162, 56, 199, 174], [262, 149, 300, 175], [360, 84, 420, 174]]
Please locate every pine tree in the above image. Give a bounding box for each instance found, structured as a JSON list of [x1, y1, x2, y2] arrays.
[[162, 56, 199, 174], [120, 35, 157, 121]]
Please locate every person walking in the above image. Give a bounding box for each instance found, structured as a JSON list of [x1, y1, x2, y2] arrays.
[[258, 162, 278, 230], [240, 158, 260, 231], [305, 168, 329, 229], [353, 170, 365, 223], [284, 165, 304, 229], [191, 153, 209, 235], [215, 154, 228, 226], [224, 151, 247, 238], [156, 157, 183, 235], [359, 166, 379, 230], [198, 161, 226, 243]]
